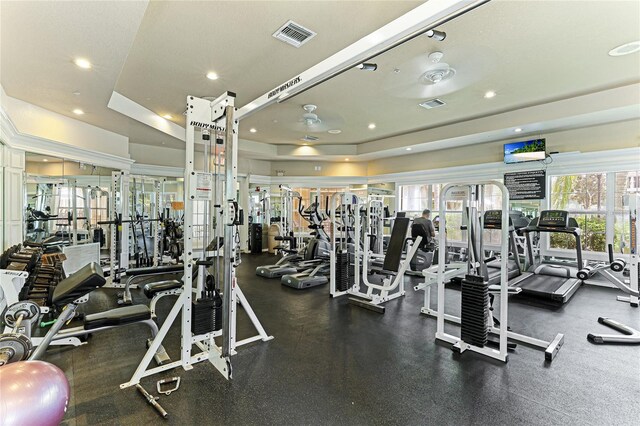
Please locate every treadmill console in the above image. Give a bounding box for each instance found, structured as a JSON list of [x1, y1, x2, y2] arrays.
[[483, 210, 504, 229], [538, 210, 569, 228]]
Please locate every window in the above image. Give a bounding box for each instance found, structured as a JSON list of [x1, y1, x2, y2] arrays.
[[88, 186, 109, 225], [399, 184, 429, 214], [614, 171, 639, 254], [57, 186, 87, 228], [550, 173, 607, 252]]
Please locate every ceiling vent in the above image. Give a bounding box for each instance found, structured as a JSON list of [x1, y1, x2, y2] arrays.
[[273, 20, 316, 48], [301, 135, 319, 142], [419, 98, 446, 109]]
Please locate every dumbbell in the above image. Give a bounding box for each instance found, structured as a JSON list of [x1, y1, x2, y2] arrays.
[[0, 301, 41, 366]]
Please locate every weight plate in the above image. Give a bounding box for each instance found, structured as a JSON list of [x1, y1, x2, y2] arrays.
[[4, 301, 41, 327], [0, 333, 32, 364]]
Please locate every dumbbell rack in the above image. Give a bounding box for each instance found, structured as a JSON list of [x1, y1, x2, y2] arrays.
[[0, 245, 83, 348]]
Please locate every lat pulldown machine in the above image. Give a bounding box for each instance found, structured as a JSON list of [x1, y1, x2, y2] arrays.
[[121, 93, 273, 389]]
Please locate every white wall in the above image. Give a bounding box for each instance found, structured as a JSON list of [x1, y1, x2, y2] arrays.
[[1, 87, 130, 158], [367, 120, 640, 176], [2, 145, 25, 249], [129, 142, 271, 175], [270, 160, 368, 177]]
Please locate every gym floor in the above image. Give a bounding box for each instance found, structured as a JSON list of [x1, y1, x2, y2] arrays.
[[45, 253, 639, 425]]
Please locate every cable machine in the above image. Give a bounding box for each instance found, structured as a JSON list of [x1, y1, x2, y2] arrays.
[[121, 93, 272, 389], [427, 181, 564, 362]]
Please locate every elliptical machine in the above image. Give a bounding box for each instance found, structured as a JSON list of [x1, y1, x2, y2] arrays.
[[281, 197, 332, 289]]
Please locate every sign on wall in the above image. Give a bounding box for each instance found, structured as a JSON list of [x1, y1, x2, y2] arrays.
[[504, 170, 546, 200]]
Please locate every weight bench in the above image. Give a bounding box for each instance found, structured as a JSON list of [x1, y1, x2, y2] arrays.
[[143, 280, 183, 319], [30, 263, 170, 365], [119, 264, 184, 305]]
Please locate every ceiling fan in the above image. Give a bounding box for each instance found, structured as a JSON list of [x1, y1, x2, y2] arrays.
[[301, 104, 322, 127], [383, 47, 497, 100], [281, 104, 344, 134]]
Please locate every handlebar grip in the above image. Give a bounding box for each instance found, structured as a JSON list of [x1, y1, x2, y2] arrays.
[[608, 244, 614, 264]]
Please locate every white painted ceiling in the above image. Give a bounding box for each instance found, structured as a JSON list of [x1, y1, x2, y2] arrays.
[[2, 0, 640, 158]]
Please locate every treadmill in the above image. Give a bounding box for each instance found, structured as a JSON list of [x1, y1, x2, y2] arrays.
[[509, 210, 583, 304], [483, 210, 523, 285]]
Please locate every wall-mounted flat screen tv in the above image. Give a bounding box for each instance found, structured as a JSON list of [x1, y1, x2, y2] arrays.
[[504, 138, 546, 164]]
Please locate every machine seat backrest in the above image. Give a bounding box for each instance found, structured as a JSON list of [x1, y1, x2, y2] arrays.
[[411, 223, 433, 251], [383, 217, 410, 273], [52, 262, 106, 306]]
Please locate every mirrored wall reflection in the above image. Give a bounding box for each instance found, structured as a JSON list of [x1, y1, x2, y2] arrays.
[[25, 152, 186, 270], [25, 152, 115, 250]]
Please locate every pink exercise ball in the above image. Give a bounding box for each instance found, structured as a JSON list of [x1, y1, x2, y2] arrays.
[[0, 361, 70, 426]]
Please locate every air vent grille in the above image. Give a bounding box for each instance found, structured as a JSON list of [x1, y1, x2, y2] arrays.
[[419, 98, 446, 109], [273, 20, 316, 48]]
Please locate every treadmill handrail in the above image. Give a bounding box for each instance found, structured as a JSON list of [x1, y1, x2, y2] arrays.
[[523, 227, 583, 270], [521, 226, 581, 235]]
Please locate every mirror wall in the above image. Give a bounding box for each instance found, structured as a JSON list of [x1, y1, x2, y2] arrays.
[[24, 152, 185, 269]]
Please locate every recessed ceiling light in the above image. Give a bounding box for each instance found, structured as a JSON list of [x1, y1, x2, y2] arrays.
[[72, 91, 81, 96], [206, 72, 219, 80], [368, 123, 376, 130], [249, 128, 257, 133], [406, 147, 412, 151], [484, 90, 496, 99], [609, 40, 640, 56], [163, 114, 172, 119], [328, 129, 342, 134], [514, 128, 523, 133], [72, 109, 84, 115], [73, 58, 92, 69], [42, 159, 48, 162]]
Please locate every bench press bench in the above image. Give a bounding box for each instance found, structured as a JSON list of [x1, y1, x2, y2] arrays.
[[29, 263, 170, 365]]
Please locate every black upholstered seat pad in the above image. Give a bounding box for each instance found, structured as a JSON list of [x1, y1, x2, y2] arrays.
[[143, 280, 182, 298], [125, 264, 183, 276], [84, 305, 151, 330], [52, 263, 106, 306]]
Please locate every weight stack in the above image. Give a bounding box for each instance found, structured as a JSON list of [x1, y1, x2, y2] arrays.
[[336, 251, 350, 292], [191, 291, 223, 334], [460, 274, 489, 347], [250, 223, 263, 254]]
